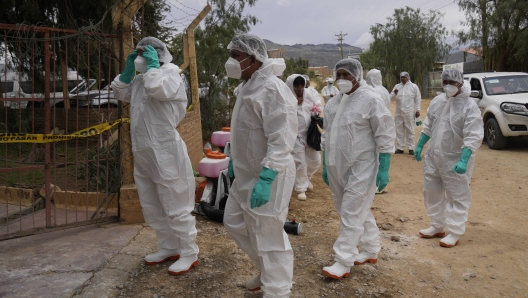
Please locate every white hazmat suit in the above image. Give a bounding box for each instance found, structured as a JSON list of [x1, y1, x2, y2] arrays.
[[391, 73, 421, 151], [112, 38, 198, 265], [421, 79, 483, 239], [286, 74, 323, 195], [321, 82, 339, 103], [322, 59, 395, 269], [302, 75, 322, 101], [223, 34, 298, 298], [366, 69, 391, 110]]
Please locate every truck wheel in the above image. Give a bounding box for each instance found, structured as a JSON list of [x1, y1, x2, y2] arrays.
[[485, 118, 507, 150]]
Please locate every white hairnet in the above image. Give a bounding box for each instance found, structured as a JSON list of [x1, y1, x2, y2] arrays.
[[302, 74, 310, 81], [335, 58, 363, 81], [227, 34, 269, 63], [400, 71, 410, 79], [442, 68, 464, 84], [136, 36, 173, 64], [366, 69, 382, 87]]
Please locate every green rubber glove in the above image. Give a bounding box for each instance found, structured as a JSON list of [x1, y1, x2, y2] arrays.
[[119, 50, 138, 84], [228, 157, 234, 178], [250, 167, 277, 209], [414, 133, 431, 162], [143, 45, 160, 72], [322, 151, 329, 186], [452, 147, 473, 174], [416, 120, 423, 126], [376, 153, 391, 192]]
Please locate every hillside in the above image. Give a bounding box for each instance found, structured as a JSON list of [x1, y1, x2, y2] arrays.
[[263, 39, 363, 70]]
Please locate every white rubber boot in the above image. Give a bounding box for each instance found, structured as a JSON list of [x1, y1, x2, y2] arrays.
[[440, 234, 460, 248], [144, 248, 180, 265], [245, 274, 263, 291], [307, 182, 314, 191], [297, 192, 307, 201], [354, 251, 378, 265], [322, 262, 351, 280], [419, 226, 446, 238], [168, 255, 198, 275]]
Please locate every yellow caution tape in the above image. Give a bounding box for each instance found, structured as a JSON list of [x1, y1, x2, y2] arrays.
[[0, 118, 130, 143]]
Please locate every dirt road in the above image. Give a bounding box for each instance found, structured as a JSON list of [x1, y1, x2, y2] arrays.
[[119, 98, 528, 298]]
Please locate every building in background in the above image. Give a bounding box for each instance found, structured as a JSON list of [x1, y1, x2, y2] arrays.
[[268, 48, 285, 59], [307, 66, 331, 78]]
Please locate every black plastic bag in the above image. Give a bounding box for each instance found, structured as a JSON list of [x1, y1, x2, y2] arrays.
[[307, 115, 324, 151]]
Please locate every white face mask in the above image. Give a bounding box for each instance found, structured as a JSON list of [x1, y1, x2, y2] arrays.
[[134, 56, 147, 73], [336, 79, 356, 94], [444, 84, 460, 97], [225, 56, 251, 79]]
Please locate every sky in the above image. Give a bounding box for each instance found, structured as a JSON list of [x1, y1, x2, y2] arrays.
[[165, 0, 468, 49]]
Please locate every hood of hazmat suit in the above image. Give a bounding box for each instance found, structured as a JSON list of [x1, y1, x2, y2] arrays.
[[111, 37, 197, 256], [366, 69, 391, 111], [421, 80, 483, 235], [286, 74, 323, 137], [320, 75, 395, 267]]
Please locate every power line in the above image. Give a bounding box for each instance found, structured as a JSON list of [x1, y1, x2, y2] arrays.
[[431, 1, 455, 11]]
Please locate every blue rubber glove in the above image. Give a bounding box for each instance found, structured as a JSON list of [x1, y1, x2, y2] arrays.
[[143, 45, 160, 72], [119, 50, 137, 84], [250, 167, 277, 209], [322, 151, 329, 186], [228, 158, 234, 178], [414, 133, 431, 162], [376, 153, 391, 192], [452, 147, 473, 174]]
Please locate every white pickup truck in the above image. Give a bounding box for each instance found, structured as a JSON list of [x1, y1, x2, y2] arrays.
[[464, 72, 528, 149]]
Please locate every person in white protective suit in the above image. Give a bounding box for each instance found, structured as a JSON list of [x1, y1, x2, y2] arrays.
[[320, 58, 395, 279], [413, 68, 483, 248], [286, 74, 323, 201], [321, 78, 339, 104], [390, 71, 421, 154], [111, 37, 198, 275], [366, 69, 391, 110], [223, 34, 298, 297], [302, 74, 322, 101]]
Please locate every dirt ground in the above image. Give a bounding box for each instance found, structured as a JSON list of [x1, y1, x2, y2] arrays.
[[119, 98, 528, 298]]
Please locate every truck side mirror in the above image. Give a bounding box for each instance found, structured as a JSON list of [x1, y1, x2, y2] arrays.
[[470, 90, 482, 99]]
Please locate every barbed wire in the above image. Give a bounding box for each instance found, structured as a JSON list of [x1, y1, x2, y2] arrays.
[[172, 0, 201, 13]]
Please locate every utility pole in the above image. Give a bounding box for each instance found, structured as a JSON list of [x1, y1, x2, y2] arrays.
[[335, 31, 348, 59]]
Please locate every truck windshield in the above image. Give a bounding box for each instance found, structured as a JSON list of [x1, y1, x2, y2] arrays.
[[482, 75, 528, 95]]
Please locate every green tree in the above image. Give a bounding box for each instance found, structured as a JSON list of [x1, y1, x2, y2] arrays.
[[456, 0, 528, 72], [360, 7, 450, 93], [282, 57, 309, 79], [168, 0, 258, 141]]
